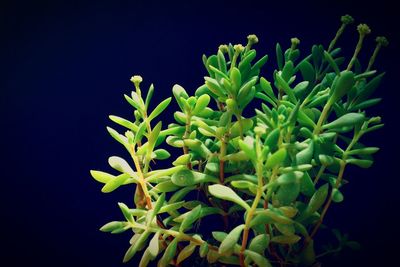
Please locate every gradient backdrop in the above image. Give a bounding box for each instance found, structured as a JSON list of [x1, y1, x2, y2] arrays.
[[2, 0, 399, 266]]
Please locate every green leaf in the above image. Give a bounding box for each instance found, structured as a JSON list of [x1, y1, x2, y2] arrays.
[[219, 224, 245, 255], [331, 188, 344, 203], [148, 231, 160, 258], [330, 71, 355, 103], [276, 171, 303, 185], [123, 230, 151, 263], [138, 248, 154, 267], [199, 242, 209, 258], [238, 77, 258, 101], [298, 60, 315, 83], [212, 231, 228, 242], [275, 73, 297, 103], [296, 141, 314, 165], [90, 170, 114, 184], [322, 113, 365, 130], [260, 77, 275, 100], [172, 154, 191, 166], [230, 118, 253, 137], [177, 243, 197, 264], [101, 173, 131, 193], [207, 249, 220, 263], [171, 169, 218, 186], [299, 239, 316, 266], [183, 139, 211, 158], [355, 72, 385, 104], [217, 50, 227, 73], [107, 127, 128, 148], [252, 209, 293, 225], [276, 43, 283, 70], [108, 156, 137, 177], [144, 84, 154, 110], [150, 193, 165, 219], [153, 149, 170, 160], [249, 234, 269, 255], [147, 121, 162, 153], [251, 55, 269, 74], [124, 94, 141, 110], [306, 183, 329, 214], [245, 250, 272, 267], [282, 61, 294, 81], [347, 147, 379, 155], [230, 67, 242, 94], [158, 238, 178, 267], [99, 221, 126, 232], [208, 184, 250, 210], [275, 182, 300, 206], [275, 223, 295, 236], [159, 201, 185, 213], [324, 51, 340, 75], [134, 121, 147, 145], [238, 137, 256, 161], [300, 172, 315, 197], [109, 115, 138, 132], [346, 158, 373, 168], [350, 98, 382, 111], [266, 148, 287, 169], [193, 94, 210, 115], [148, 97, 171, 121], [265, 128, 280, 150], [180, 205, 202, 232], [271, 234, 301, 244], [205, 77, 225, 97], [231, 180, 258, 194], [118, 202, 134, 223]]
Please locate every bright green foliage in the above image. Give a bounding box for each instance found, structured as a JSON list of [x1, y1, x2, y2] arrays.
[[90, 15, 386, 266]]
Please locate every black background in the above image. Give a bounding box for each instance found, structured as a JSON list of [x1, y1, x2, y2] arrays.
[[2, 0, 399, 266]]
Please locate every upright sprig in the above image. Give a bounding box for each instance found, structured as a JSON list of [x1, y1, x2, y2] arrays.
[[91, 14, 387, 267]]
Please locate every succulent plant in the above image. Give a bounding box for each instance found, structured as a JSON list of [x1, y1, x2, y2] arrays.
[[90, 15, 387, 266]]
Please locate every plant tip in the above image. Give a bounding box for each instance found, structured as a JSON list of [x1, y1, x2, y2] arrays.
[[233, 44, 244, 53], [218, 44, 229, 53], [291, 37, 300, 46], [376, 36, 389, 46], [130, 75, 143, 88], [357, 24, 371, 36], [341, 14, 354, 25], [247, 34, 259, 45]]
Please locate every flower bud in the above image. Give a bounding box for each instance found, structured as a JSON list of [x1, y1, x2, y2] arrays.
[[357, 24, 371, 36], [130, 75, 143, 89], [218, 44, 229, 53], [247, 34, 259, 45], [376, 36, 389, 47], [233, 44, 244, 54], [341, 14, 354, 25], [291, 37, 300, 45]]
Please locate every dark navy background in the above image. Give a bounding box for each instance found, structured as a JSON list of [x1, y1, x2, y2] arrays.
[[2, 0, 399, 266]]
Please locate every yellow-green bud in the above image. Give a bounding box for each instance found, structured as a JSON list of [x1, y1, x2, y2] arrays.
[[376, 36, 389, 47], [130, 75, 143, 89], [233, 44, 244, 54], [341, 14, 354, 25], [291, 37, 300, 46], [247, 34, 259, 45], [357, 24, 371, 36], [218, 44, 229, 53]]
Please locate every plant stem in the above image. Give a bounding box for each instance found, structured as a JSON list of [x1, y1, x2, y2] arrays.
[[308, 160, 346, 242], [366, 43, 382, 72], [328, 24, 346, 53], [313, 101, 332, 135], [240, 134, 264, 266], [313, 166, 326, 185], [183, 114, 192, 169]]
